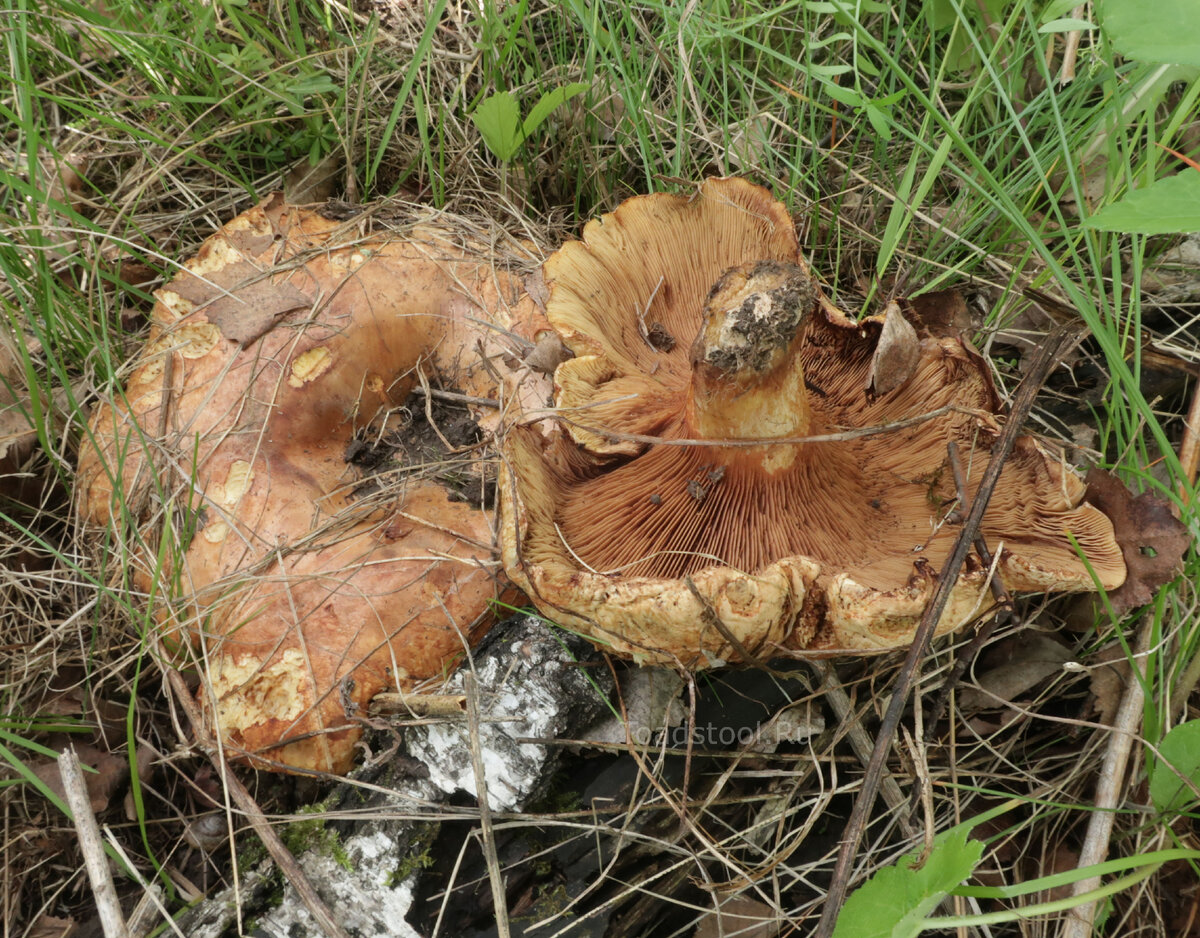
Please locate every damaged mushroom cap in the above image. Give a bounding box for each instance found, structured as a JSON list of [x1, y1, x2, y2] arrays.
[[79, 196, 548, 772], [500, 177, 1127, 665]]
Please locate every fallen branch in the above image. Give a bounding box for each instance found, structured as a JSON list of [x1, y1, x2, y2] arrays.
[[58, 749, 128, 938]]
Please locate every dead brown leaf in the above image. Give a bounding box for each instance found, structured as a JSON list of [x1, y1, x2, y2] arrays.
[[866, 299, 920, 395], [169, 265, 311, 346], [523, 331, 572, 375], [957, 633, 1073, 711], [0, 327, 38, 469], [524, 267, 550, 311], [28, 915, 77, 938], [122, 744, 158, 821], [1084, 468, 1191, 617], [45, 152, 90, 215], [284, 150, 344, 205], [33, 745, 129, 814], [693, 896, 780, 938], [903, 288, 974, 339], [1034, 845, 1081, 904]]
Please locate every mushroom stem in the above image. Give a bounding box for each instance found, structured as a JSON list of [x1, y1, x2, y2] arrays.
[[687, 261, 817, 473]]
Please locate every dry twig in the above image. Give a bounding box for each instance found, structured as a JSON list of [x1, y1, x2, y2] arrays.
[[1178, 374, 1200, 503], [924, 439, 1015, 733], [810, 661, 915, 834], [58, 749, 129, 938]]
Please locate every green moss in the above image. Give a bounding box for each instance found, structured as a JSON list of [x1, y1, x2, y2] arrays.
[[237, 836, 269, 870], [512, 882, 573, 923], [535, 883, 573, 918], [389, 848, 434, 885], [282, 805, 352, 872], [390, 822, 440, 884]]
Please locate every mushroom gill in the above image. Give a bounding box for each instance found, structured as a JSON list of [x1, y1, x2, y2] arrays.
[[500, 177, 1127, 663]]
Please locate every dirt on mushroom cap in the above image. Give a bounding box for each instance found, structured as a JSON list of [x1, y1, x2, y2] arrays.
[[500, 177, 1127, 665]]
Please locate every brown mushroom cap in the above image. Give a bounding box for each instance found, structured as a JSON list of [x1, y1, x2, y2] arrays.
[[79, 197, 546, 772], [500, 177, 1127, 665]]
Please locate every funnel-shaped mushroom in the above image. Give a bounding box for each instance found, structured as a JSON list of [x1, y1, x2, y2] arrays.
[[80, 197, 547, 772], [500, 178, 1126, 665]]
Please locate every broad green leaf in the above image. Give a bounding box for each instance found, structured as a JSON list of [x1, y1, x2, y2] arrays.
[[924, 0, 956, 32], [1149, 720, 1200, 812], [521, 82, 590, 140], [823, 82, 865, 108], [807, 0, 888, 14], [1039, 17, 1094, 33], [1099, 0, 1200, 66], [288, 74, 338, 97], [807, 63, 855, 78], [833, 826, 985, 938], [1084, 172, 1200, 234], [806, 32, 855, 50], [864, 103, 893, 141], [471, 91, 523, 162]]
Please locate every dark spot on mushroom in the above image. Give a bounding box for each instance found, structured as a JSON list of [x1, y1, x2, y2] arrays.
[[348, 389, 495, 507], [869, 498, 881, 510], [803, 377, 828, 398], [649, 493, 662, 505], [707, 466, 726, 485], [646, 322, 676, 352], [686, 480, 708, 505]]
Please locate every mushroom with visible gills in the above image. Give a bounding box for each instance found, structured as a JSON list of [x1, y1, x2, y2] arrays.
[[500, 177, 1127, 665]]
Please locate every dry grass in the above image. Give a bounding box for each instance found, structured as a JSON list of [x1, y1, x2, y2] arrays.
[[2, 1, 1198, 936]]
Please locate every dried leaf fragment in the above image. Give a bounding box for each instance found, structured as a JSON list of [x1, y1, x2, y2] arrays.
[[173, 273, 312, 346], [693, 896, 780, 938], [866, 299, 921, 395]]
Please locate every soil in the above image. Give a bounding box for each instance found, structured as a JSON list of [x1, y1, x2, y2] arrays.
[[344, 388, 496, 509]]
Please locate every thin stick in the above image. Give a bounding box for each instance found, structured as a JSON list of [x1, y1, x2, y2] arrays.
[[416, 385, 501, 409], [924, 440, 1015, 733], [523, 402, 981, 448], [101, 832, 187, 938], [1056, 5, 1087, 83], [814, 329, 1072, 938], [464, 672, 512, 938], [58, 748, 129, 938], [163, 670, 353, 938], [1058, 617, 1153, 938]]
